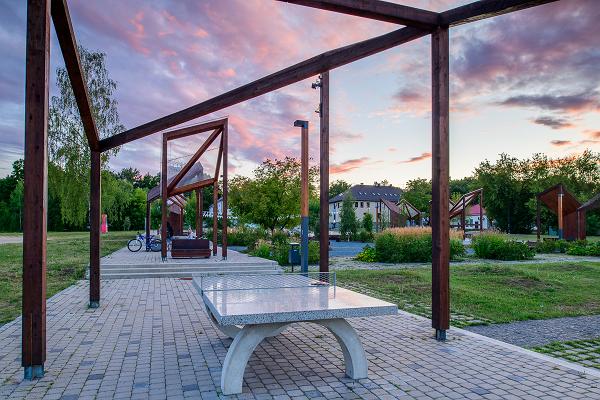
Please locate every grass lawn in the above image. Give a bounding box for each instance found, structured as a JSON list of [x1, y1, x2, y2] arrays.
[[337, 261, 600, 326], [500, 233, 600, 242], [0, 231, 134, 324]]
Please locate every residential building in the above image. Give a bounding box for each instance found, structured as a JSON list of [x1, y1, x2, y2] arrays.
[[329, 183, 402, 229]]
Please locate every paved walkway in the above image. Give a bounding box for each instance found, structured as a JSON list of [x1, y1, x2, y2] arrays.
[[465, 315, 600, 348], [0, 235, 22, 245], [1, 279, 600, 399]]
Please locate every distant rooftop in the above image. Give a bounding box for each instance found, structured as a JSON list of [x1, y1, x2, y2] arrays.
[[329, 183, 403, 203]]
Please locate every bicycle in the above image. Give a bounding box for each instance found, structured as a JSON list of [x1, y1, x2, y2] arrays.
[[127, 232, 162, 252]]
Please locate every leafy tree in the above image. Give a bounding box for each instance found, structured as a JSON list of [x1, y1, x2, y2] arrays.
[[362, 212, 373, 233], [340, 193, 357, 239], [475, 154, 535, 233], [229, 157, 317, 235], [308, 198, 320, 239], [329, 180, 351, 198], [137, 172, 160, 191], [402, 178, 431, 214], [48, 46, 124, 227]]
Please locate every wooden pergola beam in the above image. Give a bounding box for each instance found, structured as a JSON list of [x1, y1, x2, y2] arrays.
[[440, 0, 558, 27], [50, 0, 100, 151], [276, 0, 438, 29], [98, 26, 428, 151], [162, 118, 228, 141], [169, 178, 215, 197]]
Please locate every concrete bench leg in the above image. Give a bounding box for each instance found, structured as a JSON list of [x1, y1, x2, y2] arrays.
[[220, 319, 367, 395], [315, 319, 368, 379], [221, 323, 288, 395]]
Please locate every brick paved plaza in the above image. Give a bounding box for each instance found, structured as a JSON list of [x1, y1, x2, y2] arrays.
[[1, 278, 600, 399]]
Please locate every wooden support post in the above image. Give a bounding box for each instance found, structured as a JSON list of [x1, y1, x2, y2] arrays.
[[213, 181, 219, 256], [146, 201, 151, 246], [222, 123, 228, 259], [319, 72, 330, 273], [431, 26, 450, 341], [557, 186, 564, 239], [22, 0, 50, 380], [89, 150, 101, 308], [295, 120, 309, 273], [196, 189, 203, 237], [161, 136, 168, 260]]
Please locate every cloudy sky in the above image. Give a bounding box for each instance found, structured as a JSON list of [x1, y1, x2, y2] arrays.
[[1, 0, 598, 186]]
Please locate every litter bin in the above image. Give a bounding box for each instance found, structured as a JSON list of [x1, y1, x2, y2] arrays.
[[288, 242, 300, 272]]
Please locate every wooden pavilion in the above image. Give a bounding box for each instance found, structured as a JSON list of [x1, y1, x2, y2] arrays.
[[22, 0, 559, 378], [145, 120, 229, 259], [536, 183, 585, 241]]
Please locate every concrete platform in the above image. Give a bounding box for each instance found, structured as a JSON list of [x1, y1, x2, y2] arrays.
[[99, 246, 281, 279], [1, 279, 599, 399]]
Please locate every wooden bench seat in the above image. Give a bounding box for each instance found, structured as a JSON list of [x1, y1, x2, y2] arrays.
[[171, 239, 211, 259]]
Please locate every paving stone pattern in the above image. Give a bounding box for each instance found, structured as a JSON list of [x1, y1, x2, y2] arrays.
[[0, 279, 599, 399], [533, 338, 600, 370]]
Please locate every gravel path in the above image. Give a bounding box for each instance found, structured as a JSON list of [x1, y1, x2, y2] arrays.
[[327, 253, 600, 270], [464, 315, 600, 347]]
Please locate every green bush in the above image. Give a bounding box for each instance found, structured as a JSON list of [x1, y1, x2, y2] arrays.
[[355, 245, 376, 262], [252, 242, 271, 259], [566, 241, 600, 257], [358, 229, 374, 243], [472, 233, 534, 260], [374, 227, 464, 263], [271, 230, 289, 246], [227, 226, 266, 247], [535, 239, 569, 254], [252, 240, 320, 266]]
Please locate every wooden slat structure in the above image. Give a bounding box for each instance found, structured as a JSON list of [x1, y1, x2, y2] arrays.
[[22, 0, 560, 378], [536, 184, 586, 241], [145, 121, 228, 260]]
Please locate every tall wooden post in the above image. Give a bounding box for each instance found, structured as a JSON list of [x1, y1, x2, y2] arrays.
[[557, 186, 564, 239], [295, 120, 309, 273], [89, 150, 101, 308], [431, 26, 450, 341], [222, 123, 228, 259], [319, 72, 330, 273], [196, 189, 203, 237], [22, 0, 50, 380], [161, 136, 168, 260], [213, 181, 218, 256]]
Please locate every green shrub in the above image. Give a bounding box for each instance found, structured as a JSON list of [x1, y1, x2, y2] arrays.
[[252, 240, 320, 266], [472, 233, 534, 260], [227, 226, 266, 247], [374, 227, 464, 263], [566, 241, 600, 256], [355, 245, 376, 262], [271, 230, 289, 246], [358, 230, 374, 243], [251, 242, 271, 259], [535, 239, 569, 254]]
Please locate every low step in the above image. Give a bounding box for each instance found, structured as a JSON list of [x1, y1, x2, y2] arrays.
[[100, 268, 283, 279]]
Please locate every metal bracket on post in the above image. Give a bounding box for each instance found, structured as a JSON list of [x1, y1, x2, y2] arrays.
[[24, 365, 44, 380], [435, 329, 447, 341]]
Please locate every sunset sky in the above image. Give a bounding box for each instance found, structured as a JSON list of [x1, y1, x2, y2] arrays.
[[1, 0, 598, 186]]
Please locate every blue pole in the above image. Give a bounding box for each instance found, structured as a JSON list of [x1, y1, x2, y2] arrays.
[[301, 216, 309, 273]]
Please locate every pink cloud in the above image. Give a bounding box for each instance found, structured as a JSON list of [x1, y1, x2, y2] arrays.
[[330, 157, 371, 174], [550, 140, 572, 147], [400, 152, 432, 163]]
